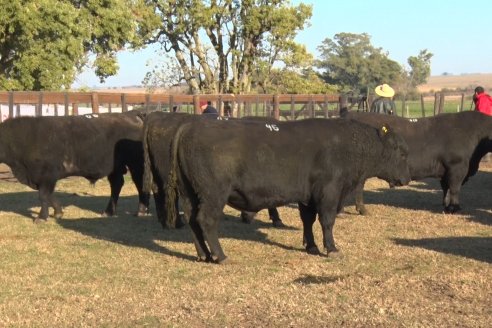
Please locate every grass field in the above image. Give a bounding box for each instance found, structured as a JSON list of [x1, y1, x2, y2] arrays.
[[0, 166, 491, 327]]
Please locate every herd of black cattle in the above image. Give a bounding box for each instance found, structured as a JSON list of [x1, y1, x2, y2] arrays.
[[0, 109, 491, 263]]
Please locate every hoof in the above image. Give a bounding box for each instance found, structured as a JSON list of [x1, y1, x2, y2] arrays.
[[271, 219, 286, 228], [356, 207, 369, 216], [214, 256, 229, 264], [196, 256, 210, 263], [33, 218, 47, 224], [175, 215, 186, 229], [444, 204, 461, 214], [326, 250, 343, 259], [306, 245, 321, 255], [54, 212, 64, 220], [135, 210, 151, 217], [101, 211, 114, 217]]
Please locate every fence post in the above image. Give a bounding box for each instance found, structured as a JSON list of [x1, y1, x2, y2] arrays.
[[145, 93, 150, 113], [169, 95, 174, 112], [121, 93, 127, 112], [310, 95, 315, 118], [433, 93, 439, 116], [324, 94, 329, 118], [401, 97, 406, 117], [290, 95, 295, 120], [273, 94, 280, 120], [91, 92, 99, 114], [36, 92, 43, 117], [339, 95, 348, 116], [438, 92, 445, 114], [8, 91, 14, 118], [460, 93, 465, 112], [420, 94, 425, 117], [73, 103, 79, 116], [193, 95, 201, 114], [64, 92, 69, 116]]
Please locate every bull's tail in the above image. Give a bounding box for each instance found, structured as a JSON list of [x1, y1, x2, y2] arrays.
[[142, 120, 154, 195], [165, 123, 186, 228]]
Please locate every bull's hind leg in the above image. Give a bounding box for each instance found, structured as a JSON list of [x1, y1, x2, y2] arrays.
[[104, 171, 124, 216], [268, 207, 285, 227], [317, 205, 339, 257], [299, 202, 320, 255], [188, 214, 212, 262], [197, 205, 228, 264], [128, 166, 150, 217]]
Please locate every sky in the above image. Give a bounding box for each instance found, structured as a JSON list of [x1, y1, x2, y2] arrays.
[[73, 0, 492, 88]]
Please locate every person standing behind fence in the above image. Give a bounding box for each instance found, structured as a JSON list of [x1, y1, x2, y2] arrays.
[[473, 86, 492, 115], [200, 100, 219, 117], [370, 83, 396, 115]]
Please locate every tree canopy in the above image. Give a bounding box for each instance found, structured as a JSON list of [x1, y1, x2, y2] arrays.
[[140, 0, 313, 94], [0, 0, 151, 91], [316, 33, 404, 93]]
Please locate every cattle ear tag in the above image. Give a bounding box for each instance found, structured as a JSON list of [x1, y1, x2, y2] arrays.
[[381, 126, 388, 134]]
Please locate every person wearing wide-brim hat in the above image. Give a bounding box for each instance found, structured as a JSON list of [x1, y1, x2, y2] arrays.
[[370, 83, 396, 115]]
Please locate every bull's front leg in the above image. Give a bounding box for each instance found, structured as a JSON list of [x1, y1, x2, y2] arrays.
[[354, 180, 368, 215], [298, 202, 320, 255], [36, 181, 62, 223]]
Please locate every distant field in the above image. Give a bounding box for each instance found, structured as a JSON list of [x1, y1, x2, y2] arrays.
[[418, 73, 492, 93]]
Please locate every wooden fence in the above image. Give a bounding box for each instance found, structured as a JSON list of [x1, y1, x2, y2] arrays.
[[0, 91, 344, 121], [0, 91, 471, 121]]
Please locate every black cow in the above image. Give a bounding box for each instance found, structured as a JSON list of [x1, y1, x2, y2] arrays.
[[343, 111, 492, 213], [165, 118, 411, 263], [142, 112, 284, 228], [0, 111, 150, 222]]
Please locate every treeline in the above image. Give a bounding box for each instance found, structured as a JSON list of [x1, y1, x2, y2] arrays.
[[1, 0, 432, 98]]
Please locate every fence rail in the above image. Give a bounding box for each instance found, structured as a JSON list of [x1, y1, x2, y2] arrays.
[[0, 91, 472, 121]]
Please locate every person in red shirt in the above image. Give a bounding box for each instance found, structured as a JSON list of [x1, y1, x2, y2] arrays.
[[473, 86, 492, 115]]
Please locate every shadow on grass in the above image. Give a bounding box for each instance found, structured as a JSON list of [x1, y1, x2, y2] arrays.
[[358, 171, 492, 226], [293, 274, 349, 285], [0, 189, 302, 261], [393, 237, 492, 264], [57, 212, 302, 262]]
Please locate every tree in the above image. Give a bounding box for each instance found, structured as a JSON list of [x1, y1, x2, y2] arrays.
[[0, 0, 152, 91], [316, 33, 403, 93], [140, 0, 313, 94], [405, 49, 433, 88]]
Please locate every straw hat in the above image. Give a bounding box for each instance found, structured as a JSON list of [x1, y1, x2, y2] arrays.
[[375, 84, 395, 98]]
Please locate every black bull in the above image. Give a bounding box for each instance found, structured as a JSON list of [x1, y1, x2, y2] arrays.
[[343, 111, 492, 213], [164, 118, 411, 263], [0, 111, 150, 222], [142, 112, 283, 228]]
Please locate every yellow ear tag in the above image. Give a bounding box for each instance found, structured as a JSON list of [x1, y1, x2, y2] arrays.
[[382, 126, 388, 134]]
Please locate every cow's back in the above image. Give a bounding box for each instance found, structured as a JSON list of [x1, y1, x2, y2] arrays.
[[173, 118, 392, 209], [0, 113, 144, 184]]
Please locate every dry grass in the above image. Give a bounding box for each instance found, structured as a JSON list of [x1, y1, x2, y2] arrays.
[[0, 167, 491, 327]]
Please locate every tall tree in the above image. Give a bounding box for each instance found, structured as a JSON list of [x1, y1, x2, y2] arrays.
[[141, 0, 312, 94], [405, 49, 433, 88], [0, 0, 152, 91], [316, 33, 403, 93]]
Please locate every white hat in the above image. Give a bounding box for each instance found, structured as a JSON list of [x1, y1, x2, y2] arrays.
[[375, 84, 395, 97]]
